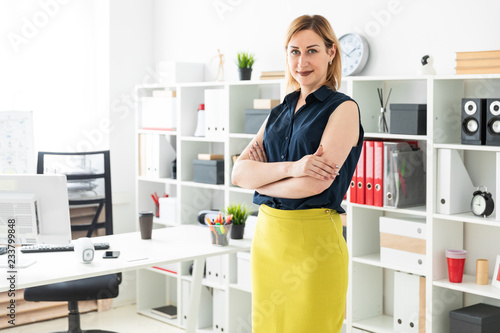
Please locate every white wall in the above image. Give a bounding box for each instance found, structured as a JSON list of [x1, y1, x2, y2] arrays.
[[0, 0, 107, 152], [153, 0, 500, 79]]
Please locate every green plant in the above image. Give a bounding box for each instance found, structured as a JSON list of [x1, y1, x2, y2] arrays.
[[224, 202, 251, 225], [236, 51, 255, 69]]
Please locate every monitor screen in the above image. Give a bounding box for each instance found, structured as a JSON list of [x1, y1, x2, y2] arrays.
[[0, 174, 72, 245]]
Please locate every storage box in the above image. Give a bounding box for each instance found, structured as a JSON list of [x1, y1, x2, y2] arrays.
[[245, 109, 271, 134], [193, 159, 224, 184], [253, 99, 280, 109], [141, 96, 177, 131], [449, 303, 500, 333], [379, 216, 426, 270], [159, 197, 178, 225], [389, 104, 427, 135], [237, 251, 251, 291], [157, 61, 204, 85]]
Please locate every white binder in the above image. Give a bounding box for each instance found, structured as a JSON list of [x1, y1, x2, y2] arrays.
[[436, 149, 475, 214], [213, 289, 226, 332], [204, 89, 227, 139], [394, 271, 426, 333]]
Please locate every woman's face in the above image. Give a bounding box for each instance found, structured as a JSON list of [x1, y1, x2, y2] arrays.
[[287, 29, 335, 93]]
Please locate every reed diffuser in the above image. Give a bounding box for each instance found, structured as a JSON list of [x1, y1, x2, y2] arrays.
[[377, 88, 392, 133]]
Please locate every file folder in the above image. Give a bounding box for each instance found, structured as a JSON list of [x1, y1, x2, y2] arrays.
[[393, 271, 426, 333], [384, 142, 426, 208], [350, 167, 357, 203], [365, 141, 374, 206], [355, 141, 366, 204], [436, 149, 475, 215], [374, 141, 384, 207]]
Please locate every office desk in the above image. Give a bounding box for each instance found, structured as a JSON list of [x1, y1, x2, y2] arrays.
[[0, 225, 252, 332]]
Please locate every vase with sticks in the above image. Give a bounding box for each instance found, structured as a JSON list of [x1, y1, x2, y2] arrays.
[[377, 88, 392, 133]]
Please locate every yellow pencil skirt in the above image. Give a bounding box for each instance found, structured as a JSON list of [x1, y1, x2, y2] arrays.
[[251, 204, 348, 333]]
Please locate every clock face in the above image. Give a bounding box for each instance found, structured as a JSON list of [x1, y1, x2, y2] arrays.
[[471, 195, 487, 216], [339, 33, 369, 77]]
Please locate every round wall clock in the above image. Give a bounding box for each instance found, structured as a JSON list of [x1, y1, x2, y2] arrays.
[[338, 33, 370, 77]]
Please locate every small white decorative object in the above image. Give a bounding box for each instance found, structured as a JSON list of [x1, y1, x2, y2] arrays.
[[420, 55, 437, 75], [74, 237, 94, 263]]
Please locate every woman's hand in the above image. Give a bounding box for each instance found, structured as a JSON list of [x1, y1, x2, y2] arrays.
[[248, 141, 268, 162], [291, 145, 340, 180]]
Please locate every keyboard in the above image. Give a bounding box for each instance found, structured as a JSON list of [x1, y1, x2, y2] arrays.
[[21, 242, 110, 253]]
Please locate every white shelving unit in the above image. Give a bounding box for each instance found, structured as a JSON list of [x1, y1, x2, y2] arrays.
[[134, 74, 500, 332], [134, 79, 284, 332]]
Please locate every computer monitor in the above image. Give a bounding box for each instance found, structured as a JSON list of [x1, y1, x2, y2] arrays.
[[0, 174, 72, 244]]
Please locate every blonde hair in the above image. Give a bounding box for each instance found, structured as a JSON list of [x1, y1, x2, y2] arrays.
[[284, 15, 342, 93]]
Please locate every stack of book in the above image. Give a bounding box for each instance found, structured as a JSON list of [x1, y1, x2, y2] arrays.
[[456, 50, 500, 75], [260, 70, 285, 80]]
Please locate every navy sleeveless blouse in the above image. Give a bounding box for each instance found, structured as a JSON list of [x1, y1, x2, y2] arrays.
[[253, 85, 364, 213]]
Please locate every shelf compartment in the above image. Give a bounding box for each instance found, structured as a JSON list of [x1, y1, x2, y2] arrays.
[[228, 81, 282, 134], [434, 274, 500, 300], [136, 269, 179, 325], [351, 78, 428, 134], [352, 253, 427, 277], [179, 186, 224, 225]]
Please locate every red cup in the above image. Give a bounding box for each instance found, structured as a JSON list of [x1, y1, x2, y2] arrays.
[[446, 249, 467, 283]]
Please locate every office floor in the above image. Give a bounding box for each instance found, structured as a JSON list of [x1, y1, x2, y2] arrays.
[[3, 304, 184, 333]]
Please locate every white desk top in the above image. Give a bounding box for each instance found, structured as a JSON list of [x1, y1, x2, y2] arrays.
[[0, 225, 252, 292]]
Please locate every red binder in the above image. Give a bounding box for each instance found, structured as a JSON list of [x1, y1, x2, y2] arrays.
[[374, 141, 384, 207], [356, 141, 366, 204], [365, 141, 374, 206], [350, 167, 357, 203]]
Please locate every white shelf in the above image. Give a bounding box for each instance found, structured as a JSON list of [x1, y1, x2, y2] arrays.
[[433, 274, 500, 300], [364, 132, 427, 141], [138, 176, 177, 185], [352, 253, 427, 277], [135, 79, 285, 332], [137, 309, 179, 325], [433, 212, 500, 225], [351, 203, 427, 216], [353, 314, 394, 333], [180, 136, 226, 143], [137, 129, 178, 136], [433, 143, 500, 152], [181, 180, 225, 190], [135, 75, 500, 333]]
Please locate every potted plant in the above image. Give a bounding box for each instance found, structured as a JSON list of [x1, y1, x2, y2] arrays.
[[224, 202, 251, 239], [236, 51, 255, 80]]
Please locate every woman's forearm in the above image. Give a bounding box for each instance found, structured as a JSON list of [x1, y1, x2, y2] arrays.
[[232, 159, 293, 189], [255, 176, 333, 199]]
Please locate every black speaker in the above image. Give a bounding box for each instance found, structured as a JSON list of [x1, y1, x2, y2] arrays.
[[486, 98, 500, 146], [461, 98, 486, 145]]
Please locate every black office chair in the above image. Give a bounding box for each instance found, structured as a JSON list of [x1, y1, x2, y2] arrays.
[[24, 150, 121, 333], [24, 274, 122, 333], [36, 151, 113, 237]]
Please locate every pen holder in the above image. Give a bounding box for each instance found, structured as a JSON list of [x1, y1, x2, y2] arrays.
[[209, 224, 231, 246]]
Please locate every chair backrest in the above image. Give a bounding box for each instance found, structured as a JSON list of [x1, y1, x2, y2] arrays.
[[37, 150, 113, 236]]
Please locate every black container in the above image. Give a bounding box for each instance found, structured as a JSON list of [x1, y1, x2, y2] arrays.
[[193, 159, 224, 184], [389, 103, 427, 135], [245, 109, 271, 134], [449, 303, 500, 333]]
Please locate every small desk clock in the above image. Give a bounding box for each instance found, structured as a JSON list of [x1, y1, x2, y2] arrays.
[[471, 186, 495, 217]]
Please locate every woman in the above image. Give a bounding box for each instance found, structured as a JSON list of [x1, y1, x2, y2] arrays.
[[232, 14, 364, 332]]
